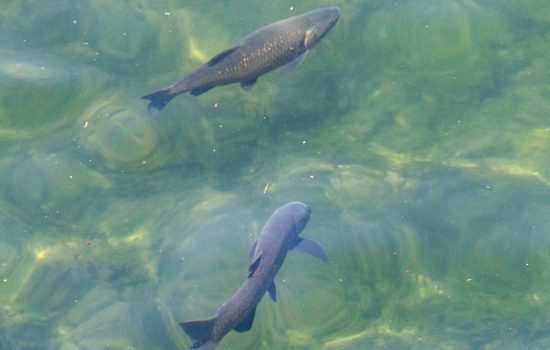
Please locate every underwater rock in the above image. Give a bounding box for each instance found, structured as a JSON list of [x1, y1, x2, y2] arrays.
[[502, 0, 550, 24], [0, 49, 109, 142], [326, 164, 408, 213], [80, 96, 161, 171], [0, 237, 94, 336], [0, 241, 27, 306], [151, 91, 263, 180], [62, 300, 134, 349], [67, 2, 157, 75], [250, 157, 338, 209], [6, 0, 83, 47], [363, 0, 510, 96], [59, 291, 185, 350], [0, 151, 110, 227], [156, 188, 250, 288]]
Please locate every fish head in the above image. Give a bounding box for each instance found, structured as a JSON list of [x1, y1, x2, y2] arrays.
[[302, 7, 341, 50], [285, 202, 311, 236]]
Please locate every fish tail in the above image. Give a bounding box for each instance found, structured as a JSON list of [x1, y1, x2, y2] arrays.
[[141, 88, 175, 115], [179, 317, 217, 349]]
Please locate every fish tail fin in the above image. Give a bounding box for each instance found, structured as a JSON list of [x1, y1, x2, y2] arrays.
[[141, 88, 175, 115], [179, 317, 217, 349]]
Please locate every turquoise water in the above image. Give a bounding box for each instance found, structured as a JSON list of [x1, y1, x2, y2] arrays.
[[1, 0, 550, 349]]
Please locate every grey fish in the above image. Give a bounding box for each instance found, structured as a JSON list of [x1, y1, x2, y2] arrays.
[[179, 202, 329, 350], [142, 7, 341, 113]]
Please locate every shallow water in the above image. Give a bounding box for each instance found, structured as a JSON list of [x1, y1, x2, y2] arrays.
[[1, 1, 550, 349]]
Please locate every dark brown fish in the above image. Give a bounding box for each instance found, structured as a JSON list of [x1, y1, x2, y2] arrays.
[[142, 7, 341, 113]]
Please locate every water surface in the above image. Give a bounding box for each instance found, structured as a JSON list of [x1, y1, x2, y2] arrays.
[[1, 1, 550, 349]]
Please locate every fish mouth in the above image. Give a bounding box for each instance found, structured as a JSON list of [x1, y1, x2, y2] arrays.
[[290, 201, 311, 214], [288, 202, 311, 233], [306, 6, 341, 29], [311, 6, 341, 43], [326, 6, 342, 21], [321, 6, 342, 26], [301, 203, 312, 217]]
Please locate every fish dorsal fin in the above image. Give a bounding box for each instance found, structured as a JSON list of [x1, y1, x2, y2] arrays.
[[179, 317, 216, 348], [248, 240, 258, 259], [248, 252, 262, 277], [234, 306, 256, 332], [291, 237, 329, 263], [267, 281, 277, 302], [207, 47, 238, 66], [279, 51, 307, 75]]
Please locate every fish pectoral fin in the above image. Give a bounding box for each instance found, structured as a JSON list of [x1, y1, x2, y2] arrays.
[[248, 240, 258, 259], [207, 46, 238, 66], [267, 281, 277, 302], [304, 23, 334, 50], [234, 306, 256, 332], [304, 24, 325, 50], [248, 252, 262, 278], [291, 237, 330, 263], [179, 317, 216, 349], [279, 51, 307, 75], [190, 86, 215, 96], [240, 78, 257, 91]]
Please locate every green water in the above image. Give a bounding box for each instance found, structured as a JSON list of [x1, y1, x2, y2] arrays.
[[1, 0, 550, 349]]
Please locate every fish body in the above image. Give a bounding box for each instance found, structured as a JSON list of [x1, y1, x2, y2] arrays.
[[179, 202, 329, 350], [142, 7, 341, 113]]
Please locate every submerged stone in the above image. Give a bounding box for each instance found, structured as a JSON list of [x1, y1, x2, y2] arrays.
[[80, 96, 161, 171]]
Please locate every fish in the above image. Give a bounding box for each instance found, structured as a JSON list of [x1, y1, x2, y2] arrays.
[[142, 7, 341, 114], [179, 202, 329, 350]]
